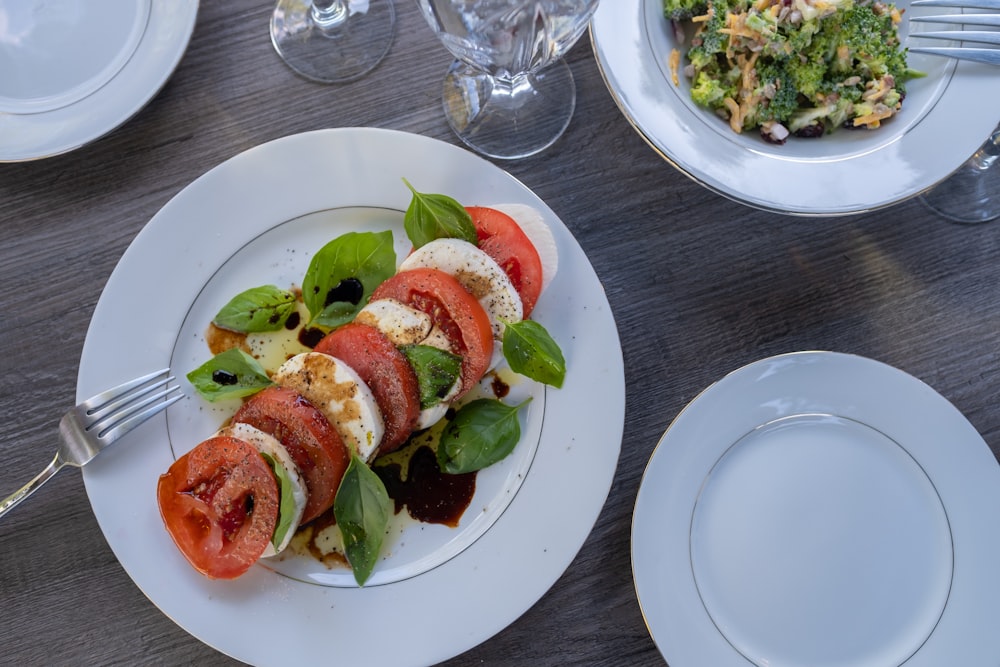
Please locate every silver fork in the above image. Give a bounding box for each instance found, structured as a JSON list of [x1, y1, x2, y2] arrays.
[[0, 368, 182, 519], [908, 0, 1000, 65]]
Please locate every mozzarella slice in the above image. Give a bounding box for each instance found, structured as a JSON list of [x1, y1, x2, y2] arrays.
[[357, 297, 455, 353], [215, 422, 307, 557], [399, 238, 523, 341], [490, 203, 559, 294], [273, 352, 384, 461], [356, 298, 433, 346]]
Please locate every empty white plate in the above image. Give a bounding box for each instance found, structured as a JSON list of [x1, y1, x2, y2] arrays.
[[632, 351, 1000, 665], [0, 0, 198, 161]]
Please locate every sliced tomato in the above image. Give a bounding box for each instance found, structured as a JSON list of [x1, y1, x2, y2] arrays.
[[233, 385, 350, 523], [371, 268, 493, 398], [157, 436, 279, 580], [314, 322, 420, 456], [467, 206, 544, 317]]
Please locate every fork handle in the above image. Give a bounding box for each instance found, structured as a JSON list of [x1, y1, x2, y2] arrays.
[[0, 454, 65, 520]]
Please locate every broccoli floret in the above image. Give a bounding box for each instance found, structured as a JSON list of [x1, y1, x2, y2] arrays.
[[753, 61, 800, 124], [690, 69, 734, 108], [835, 4, 908, 81], [664, 0, 709, 20], [787, 52, 830, 99], [786, 18, 822, 53], [745, 11, 779, 41], [688, 0, 730, 60], [789, 103, 838, 134], [789, 97, 855, 133]]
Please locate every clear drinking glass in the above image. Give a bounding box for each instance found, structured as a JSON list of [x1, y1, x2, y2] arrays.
[[920, 125, 1000, 224], [416, 0, 600, 160], [271, 0, 396, 84]]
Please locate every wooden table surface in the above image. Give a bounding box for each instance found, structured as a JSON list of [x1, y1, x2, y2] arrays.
[[3, 2, 1000, 665]]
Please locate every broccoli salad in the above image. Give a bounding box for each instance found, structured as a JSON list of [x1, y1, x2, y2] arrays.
[[664, 0, 919, 143]]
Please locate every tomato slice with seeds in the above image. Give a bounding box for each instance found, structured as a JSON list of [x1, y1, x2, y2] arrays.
[[157, 436, 279, 580], [314, 322, 420, 456], [467, 206, 544, 318], [232, 385, 350, 523], [371, 268, 493, 398]]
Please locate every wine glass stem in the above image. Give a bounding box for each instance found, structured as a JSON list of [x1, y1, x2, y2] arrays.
[[493, 73, 532, 106], [312, 0, 347, 28]]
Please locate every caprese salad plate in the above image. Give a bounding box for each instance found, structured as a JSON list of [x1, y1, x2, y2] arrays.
[[632, 351, 1000, 666], [590, 0, 1000, 215], [77, 128, 624, 666]]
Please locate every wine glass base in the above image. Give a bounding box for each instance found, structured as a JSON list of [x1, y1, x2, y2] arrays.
[[919, 128, 1000, 224], [919, 173, 1000, 223], [919, 193, 1000, 225], [271, 0, 395, 84], [441, 59, 576, 160]]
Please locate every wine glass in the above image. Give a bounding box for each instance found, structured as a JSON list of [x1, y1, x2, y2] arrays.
[[919, 124, 1000, 224], [416, 0, 600, 160], [271, 0, 396, 84]]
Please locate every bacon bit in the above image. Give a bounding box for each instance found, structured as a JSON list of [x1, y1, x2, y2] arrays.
[[668, 48, 681, 86]]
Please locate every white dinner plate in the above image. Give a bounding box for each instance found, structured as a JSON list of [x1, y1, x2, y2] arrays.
[[590, 0, 1000, 215], [632, 351, 1000, 666], [0, 0, 198, 162], [78, 128, 624, 666]]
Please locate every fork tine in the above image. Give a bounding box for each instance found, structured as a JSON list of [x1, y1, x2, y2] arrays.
[[911, 13, 1000, 25], [79, 368, 171, 412], [910, 30, 1000, 45], [911, 0, 1000, 8], [85, 374, 176, 427], [907, 46, 1000, 64], [96, 389, 183, 443]]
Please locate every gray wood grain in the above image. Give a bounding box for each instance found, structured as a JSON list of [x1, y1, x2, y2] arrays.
[[2, 1, 998, 666]]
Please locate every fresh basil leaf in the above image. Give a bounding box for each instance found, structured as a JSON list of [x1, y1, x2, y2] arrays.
[[302, 231, 396, 329], [261, 452, 297, 550], [502, 319, 566, 388], [401, 344, 462, 409], [334, 455, 392, 586], [403, 178, 477, 248], [212, 285, 297, 333], [185, 348, 274, 402], [437, 398, 529, 474]]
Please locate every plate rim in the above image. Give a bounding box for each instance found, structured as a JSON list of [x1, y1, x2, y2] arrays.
[[77, 127, 625, 666], [0, 0, 199, 162], [631, 350, 1000, 665]]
